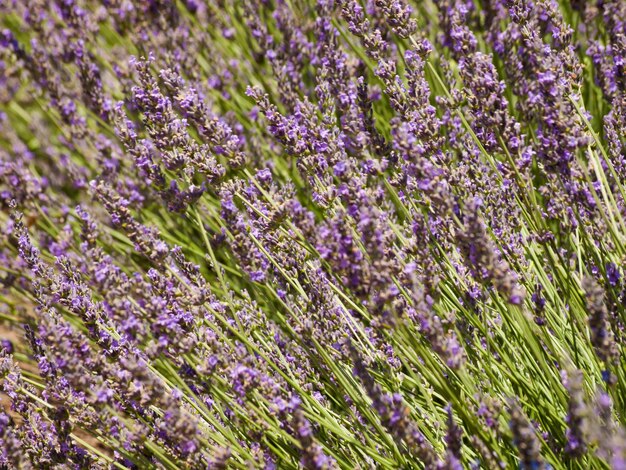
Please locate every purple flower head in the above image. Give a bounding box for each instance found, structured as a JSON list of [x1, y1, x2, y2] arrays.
[[606, 262, 620, 286]]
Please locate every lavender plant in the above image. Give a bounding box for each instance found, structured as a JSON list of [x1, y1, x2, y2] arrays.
[[0, 0, 625, 468]]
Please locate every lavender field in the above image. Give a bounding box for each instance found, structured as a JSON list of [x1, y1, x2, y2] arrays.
[[1, 0, 626, 468]]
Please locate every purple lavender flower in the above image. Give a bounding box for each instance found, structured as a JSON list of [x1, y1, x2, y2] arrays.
[[508, 400, 545, 470], [582, 277, 619, 365]]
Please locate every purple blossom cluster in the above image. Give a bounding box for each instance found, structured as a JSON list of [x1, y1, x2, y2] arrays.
[[0, 0, 626, 469]]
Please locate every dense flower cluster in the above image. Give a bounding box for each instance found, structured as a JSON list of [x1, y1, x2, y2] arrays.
[[0, 0, 626, 468]]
